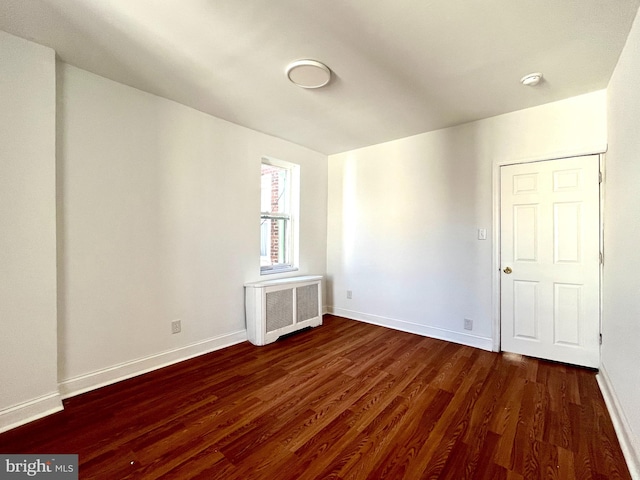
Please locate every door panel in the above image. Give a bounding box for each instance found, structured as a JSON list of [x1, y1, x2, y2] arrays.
[[500, 155, 600, 368], [554, 202, 581, 263], [514, 205, 538, 261], [513, 280, 539, 339], [553, 283, 581, 345]]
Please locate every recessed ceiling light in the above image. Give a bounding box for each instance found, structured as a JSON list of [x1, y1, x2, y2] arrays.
[[285, 60, 331, 89], [520, 72, 543, 87]]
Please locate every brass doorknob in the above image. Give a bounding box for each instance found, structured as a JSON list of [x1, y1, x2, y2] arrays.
[[503, 266, 512, 274]]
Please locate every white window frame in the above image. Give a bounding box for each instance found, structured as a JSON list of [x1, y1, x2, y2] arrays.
[[260, 156, 300, 275]]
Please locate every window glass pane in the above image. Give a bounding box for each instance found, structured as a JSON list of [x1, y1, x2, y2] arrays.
[[260, 217, 289, 267], [260, 218, 270, 258], [260, 159, 297, 273], [260, 172, 272, 213], [261, 164, 288, 214]]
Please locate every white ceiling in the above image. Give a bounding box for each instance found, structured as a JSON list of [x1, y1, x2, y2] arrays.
[[2, 0, 639, 155]]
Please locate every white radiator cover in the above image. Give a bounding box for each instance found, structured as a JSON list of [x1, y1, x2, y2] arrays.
[[244, 275, 323, 346]]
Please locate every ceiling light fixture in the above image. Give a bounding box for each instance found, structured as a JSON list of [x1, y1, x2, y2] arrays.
[[285, 60, 331, 89], [520, 72, 543, 87]]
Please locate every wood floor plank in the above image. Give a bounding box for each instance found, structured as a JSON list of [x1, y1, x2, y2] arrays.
[[363, 387, 452, 479], [0, 315, 631, 479]]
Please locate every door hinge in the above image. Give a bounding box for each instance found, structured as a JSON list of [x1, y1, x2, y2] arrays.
[[599, 171, 603, 184], [600, 252, 604, 265], [599, 333, 603, 345]]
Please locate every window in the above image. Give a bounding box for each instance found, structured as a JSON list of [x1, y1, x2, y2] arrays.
[[260, 157, 299, 274]]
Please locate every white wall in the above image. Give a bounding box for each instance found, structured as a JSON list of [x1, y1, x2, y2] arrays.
[[327, 91, 606, 350], [601, 6, 640, 477], [0, 30, 327, 431], [0, 31, 61, 431], [57, 64, 328, 395]]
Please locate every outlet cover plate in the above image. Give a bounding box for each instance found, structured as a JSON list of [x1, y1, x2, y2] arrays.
[[171, 320, 181, 334]]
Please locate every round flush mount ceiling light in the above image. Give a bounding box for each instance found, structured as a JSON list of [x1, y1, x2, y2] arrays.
[[520, 72, 543, 86], [285, 59, 331, 89]]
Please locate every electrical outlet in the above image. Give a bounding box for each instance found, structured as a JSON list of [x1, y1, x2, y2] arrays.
[[464, 318, 473, 331], [171, 320, 181, 334], [346, 290, 353, 299]]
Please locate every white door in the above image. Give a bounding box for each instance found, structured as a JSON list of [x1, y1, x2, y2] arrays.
[[500, 155, 600, 368]]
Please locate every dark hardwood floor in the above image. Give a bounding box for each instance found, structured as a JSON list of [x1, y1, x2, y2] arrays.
[[0, 315, 630, 479]]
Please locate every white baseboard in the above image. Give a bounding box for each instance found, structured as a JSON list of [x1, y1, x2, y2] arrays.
[[597, 364, 640, 480], [327, 307, 493, 352], [0, 392, 63, 434], [59, 330, 248, 399]]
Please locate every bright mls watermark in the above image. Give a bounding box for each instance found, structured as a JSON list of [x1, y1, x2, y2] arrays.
[[0, 455, 77, 479]]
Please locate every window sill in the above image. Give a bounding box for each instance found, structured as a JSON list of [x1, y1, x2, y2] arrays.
[[260, 267, 299, 276]]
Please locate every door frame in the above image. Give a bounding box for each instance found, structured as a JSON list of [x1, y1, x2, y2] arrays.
[[491, 149, 606, 355]]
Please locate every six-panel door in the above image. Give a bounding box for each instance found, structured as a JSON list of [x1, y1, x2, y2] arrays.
[[500, 156, 600, 368]]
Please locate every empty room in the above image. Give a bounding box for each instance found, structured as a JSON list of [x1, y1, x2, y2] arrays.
[[1, 1, 639, 479]]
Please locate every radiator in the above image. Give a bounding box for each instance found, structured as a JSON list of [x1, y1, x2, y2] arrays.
[[244, 275, 323, 346]]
